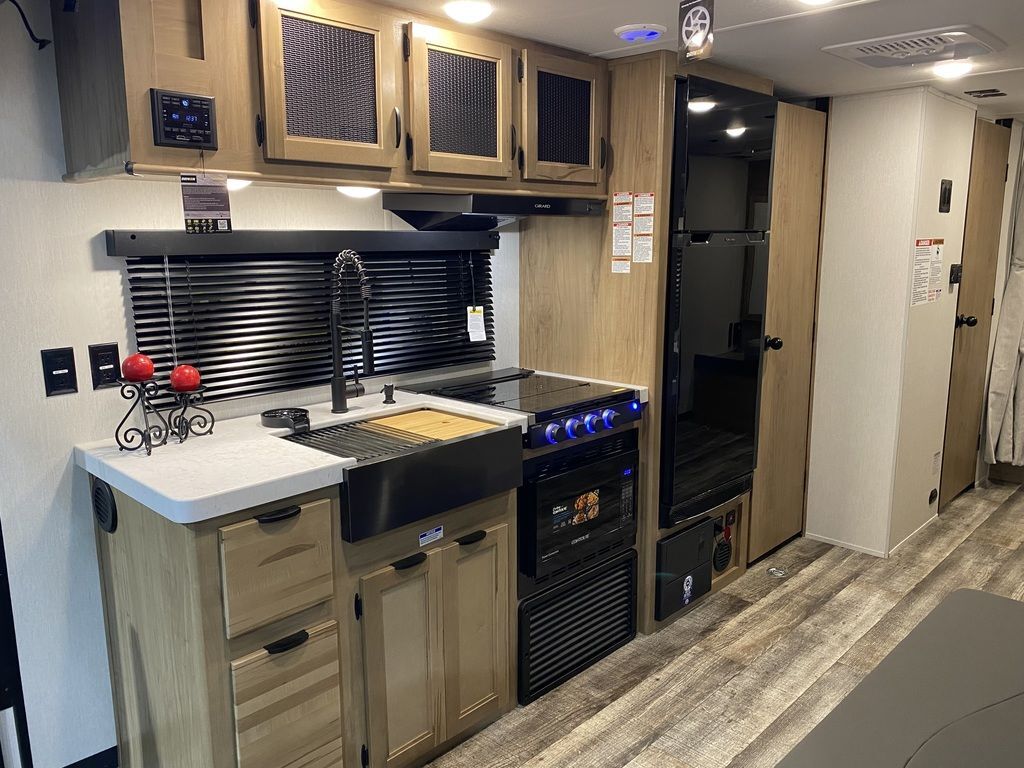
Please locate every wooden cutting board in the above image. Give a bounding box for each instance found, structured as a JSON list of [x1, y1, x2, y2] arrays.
[[368, 409, 498, 441]]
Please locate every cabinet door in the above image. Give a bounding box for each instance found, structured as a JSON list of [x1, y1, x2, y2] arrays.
[[407, 23, 515, 178], [257, 0, 402, 167], [360, 551, 443, 768], [749, 103, 827, 562], [439, 524, 510, 740], [521, 50, 608, 184], [230, 621, 343, 768]]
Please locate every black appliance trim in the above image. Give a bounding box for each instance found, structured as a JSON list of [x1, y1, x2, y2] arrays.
[[105, 229, 498, 258], [64, 747, 118, 768], [518, 549, 636, 705], [655, 517, 714, 622], [662, 473, 753, 529], [340, 425, 523, 542], [382, 192, 605, 231]]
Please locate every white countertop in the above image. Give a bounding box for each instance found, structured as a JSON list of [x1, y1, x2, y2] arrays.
[[75, 390, 528, 525]]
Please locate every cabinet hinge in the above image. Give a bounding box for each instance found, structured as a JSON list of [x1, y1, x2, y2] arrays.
[[403, 32, 411, 61], [517, 57, 524, 82], [248, 0, 257, 29], [354, 593, 362, 620], [406, 133, 414, 161], [254, 114, 265, 148], [361, 745, 369, 768]]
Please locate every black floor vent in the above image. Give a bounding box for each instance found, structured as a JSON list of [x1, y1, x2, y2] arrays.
[[518, 550, 637, 704]]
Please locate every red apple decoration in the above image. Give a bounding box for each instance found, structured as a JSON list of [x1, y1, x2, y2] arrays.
[[121, 353, 154, 382], [169, 364, 202, 392]]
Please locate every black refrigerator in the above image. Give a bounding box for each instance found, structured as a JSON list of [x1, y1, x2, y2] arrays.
[[0, 518, 30, 768], [659, 76, 779, 528]]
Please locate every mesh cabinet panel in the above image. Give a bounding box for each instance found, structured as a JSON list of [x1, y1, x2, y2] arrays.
[[281, 15, 378, 144], [537, 70, 592, 166], [427, 49, 498, 158]]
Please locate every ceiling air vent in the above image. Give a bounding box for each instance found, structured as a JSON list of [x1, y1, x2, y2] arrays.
[[823, 26, 1004, 69], [964, 88, 1007, 99]]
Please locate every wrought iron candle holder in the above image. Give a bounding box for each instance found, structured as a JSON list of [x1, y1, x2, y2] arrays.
[[167, 385, 215, 443], [115, 378, 169, 455]]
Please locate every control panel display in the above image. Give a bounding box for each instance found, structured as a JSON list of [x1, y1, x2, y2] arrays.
[[151, 89, 217, 150]]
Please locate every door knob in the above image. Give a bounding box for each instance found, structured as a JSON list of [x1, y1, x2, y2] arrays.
[[956, 314, 978, 329], [764, 336, 784, 351]]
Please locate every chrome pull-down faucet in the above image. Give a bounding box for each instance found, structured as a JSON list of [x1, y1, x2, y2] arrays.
[[331, 249, 375, 413]]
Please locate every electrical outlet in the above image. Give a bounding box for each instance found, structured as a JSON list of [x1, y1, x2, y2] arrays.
[[41, 347, 78, 397], [88, 342, 120, 389]]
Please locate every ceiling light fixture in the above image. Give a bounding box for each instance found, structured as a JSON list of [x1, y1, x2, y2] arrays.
[[688, 100, 717, 114], [337, 186, 381, 199], [443, 1, 492, 24], [614, 23, 667, 43], [933, 59, 974, 79], [226, 178, 252, 191], [726, 126, 747, 138]]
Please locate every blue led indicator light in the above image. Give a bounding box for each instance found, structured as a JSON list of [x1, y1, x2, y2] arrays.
[[623, 468, 633, 477], [631, 401, 640, 411]]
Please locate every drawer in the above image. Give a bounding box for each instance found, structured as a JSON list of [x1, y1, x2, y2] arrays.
[[220, 498, 335, 638], [231, 620, 343, 768]]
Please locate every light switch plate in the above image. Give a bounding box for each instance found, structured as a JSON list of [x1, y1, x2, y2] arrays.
[[41, 347, 78, 397], [88, 342, 120, 389]]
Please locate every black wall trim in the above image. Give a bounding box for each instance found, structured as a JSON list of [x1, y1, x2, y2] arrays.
[[64, 746, 118, 768], [106, 229, 499, 258]]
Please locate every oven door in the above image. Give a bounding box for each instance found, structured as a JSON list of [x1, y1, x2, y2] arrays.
[[521, 441, 638, 586]]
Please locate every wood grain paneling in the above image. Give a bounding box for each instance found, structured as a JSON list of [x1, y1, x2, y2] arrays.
[[219, 499, 335, 639], [230, 621, 343, 768], [367, 409, 498, 441], [940, 119, 1012, 508], [748, 103, 827, 562], [675, 60, 773, 95]]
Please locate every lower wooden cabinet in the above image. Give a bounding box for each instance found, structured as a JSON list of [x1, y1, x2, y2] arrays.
[[230, 621, 344, 768], [359, 523, 510, 768]]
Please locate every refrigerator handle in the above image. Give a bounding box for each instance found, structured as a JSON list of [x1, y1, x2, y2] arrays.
[[678, 232, 767, 247]]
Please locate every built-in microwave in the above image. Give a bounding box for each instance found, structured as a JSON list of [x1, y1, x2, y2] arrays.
[[519, 432, 638, 596]]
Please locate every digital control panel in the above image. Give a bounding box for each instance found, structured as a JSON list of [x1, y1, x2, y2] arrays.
[[525, 400, 645, 449], [150, 89, 217, 150]]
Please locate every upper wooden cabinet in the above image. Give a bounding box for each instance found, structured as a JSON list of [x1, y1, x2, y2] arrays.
[[256, 0, 403, 168], [406, 23, 516, 178], [520, 50, 608, 185]]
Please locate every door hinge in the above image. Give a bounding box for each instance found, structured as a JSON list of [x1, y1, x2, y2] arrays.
[[403, 32, 411, 61], [254, 114, 265, 148], [354, 593, 362, 620], [517, 57, 524, 82], [248, 0, 257, 29], [361, 744, 369, 767]]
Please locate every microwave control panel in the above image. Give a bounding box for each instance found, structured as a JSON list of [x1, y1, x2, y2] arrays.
[[150, 89, 218, 150]]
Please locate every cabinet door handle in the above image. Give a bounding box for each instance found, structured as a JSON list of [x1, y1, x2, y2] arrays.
[[764, 336, 784, 351], [511, 123, 518, 158], [456, 530, 487, 546], [264, 629, 310, 656], [391, 552, 427, 571], [253, 505, 301, 525], [600, 138, 607, 169], [394, 107, 403, 149]]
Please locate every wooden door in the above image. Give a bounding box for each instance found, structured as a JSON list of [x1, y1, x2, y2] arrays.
[[940, 119, 1012, 507], [230, 621, 344, 768], [407, 23, 515, 178], [748, 103, 827, 563], [256, 0, 402, 167], [521, 50, 608, 184], [439, 524, 510, 740], [360, 551, 443, 768]]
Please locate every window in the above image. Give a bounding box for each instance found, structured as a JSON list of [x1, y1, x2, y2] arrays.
[[114, 231, 497, 405]]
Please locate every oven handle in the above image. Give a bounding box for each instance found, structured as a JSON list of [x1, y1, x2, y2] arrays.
[[456, 530, 487, 546]]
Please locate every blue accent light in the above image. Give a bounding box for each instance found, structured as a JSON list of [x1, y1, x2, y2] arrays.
[[618, 28, 662, 42], [181, 99, 190, 107], [623, 468, 633, 477], [631, 401, 640, 411]]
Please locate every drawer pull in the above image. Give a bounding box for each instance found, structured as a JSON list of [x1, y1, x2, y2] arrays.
[[391, 552, 427, 571], [264, 629, 309, 656], [253, 505, 301, 525], [456, 530, 487, 546]]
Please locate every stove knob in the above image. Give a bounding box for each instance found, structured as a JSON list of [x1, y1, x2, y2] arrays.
[[565, 418, 586, 439], [544, 423, 566, 445], [602, 409, 621, 430], [584, 413, 606, 433]]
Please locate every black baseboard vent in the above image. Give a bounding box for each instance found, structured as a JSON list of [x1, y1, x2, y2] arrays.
[[65, 746, 117, 768], [518, 549, 637, 705]]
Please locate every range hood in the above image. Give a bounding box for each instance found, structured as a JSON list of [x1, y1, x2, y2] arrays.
[[382, 192, 605, 231]]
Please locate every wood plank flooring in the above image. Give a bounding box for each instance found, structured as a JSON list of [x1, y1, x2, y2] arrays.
[[430, 481, 1024, 768]]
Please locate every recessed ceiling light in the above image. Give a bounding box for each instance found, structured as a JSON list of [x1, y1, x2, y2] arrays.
[[226, 179, 252, 191], [688, 100, 717, 114], [337, 186, 380, 199], [443, 1, 492, 24], [933, 59, 974, 79], [614, 23, 667, 43], [726, 126, 747, 138]]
